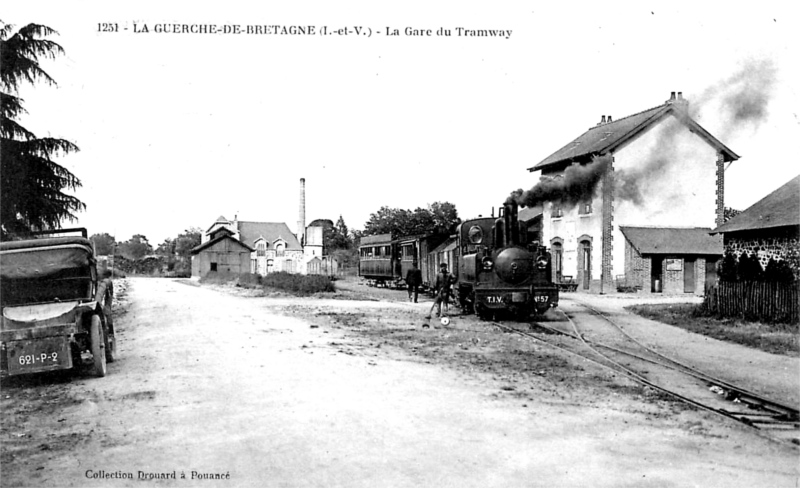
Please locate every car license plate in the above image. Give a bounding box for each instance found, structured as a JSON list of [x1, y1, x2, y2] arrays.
[[6, 337, 71, 376]]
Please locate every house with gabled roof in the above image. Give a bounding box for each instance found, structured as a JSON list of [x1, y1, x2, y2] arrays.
[[527, 92, 738, 293], [200, 216, 304, 276], [711, 175, 800, 277], [190, 227, 254, 277]]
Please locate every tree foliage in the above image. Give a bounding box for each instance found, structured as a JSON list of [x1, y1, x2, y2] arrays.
[[326, 215, 353, 251], [723, 207, 742, 223], [118, 234, 152, 260], [90, 232, 116, 256], [0, 22, 84, 239], [174, 228, 202, 258], [363, 202, 460, 237]]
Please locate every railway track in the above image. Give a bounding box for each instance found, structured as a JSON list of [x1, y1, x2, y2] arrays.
[[487, 302, 800, 445]]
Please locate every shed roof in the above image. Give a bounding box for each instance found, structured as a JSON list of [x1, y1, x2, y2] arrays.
[[190, 234, 254, 255], [620, 226, 722, 255], [711, 175, 800, 234], [237, 221, 302, 250], [529, 99, 739, 172]]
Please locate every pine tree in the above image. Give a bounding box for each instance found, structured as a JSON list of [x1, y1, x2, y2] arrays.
[[1, 22, 84, 239]]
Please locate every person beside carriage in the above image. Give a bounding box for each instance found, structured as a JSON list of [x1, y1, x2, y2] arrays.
[[426, 262, 455, 320], [405, 260, 423, 303]]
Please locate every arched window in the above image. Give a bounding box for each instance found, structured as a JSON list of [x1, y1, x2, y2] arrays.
[[275, 242, 285, 257]]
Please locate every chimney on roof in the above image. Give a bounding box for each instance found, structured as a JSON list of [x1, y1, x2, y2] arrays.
[[298, 178, 306, 246], [607, 115, 612, 122], [666, 91, 677, 104]]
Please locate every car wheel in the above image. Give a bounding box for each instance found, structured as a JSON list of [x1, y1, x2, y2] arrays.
[[90, 315, 107, 377]]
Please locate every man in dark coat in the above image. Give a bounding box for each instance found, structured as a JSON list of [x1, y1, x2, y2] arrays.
[[426, 262, 455, 319], [405, 261, 423, 303]]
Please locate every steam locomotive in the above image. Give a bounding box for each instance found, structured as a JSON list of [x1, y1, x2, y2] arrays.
[[454, 201, 558, 319], [358, 201, 559, 319]]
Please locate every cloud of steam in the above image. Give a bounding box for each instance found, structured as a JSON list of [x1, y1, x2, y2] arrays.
[[508, 155, 611, 208], [691, 58, 777, 140]]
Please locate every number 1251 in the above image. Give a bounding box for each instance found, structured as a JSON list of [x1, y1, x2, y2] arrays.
[[98, 23, 119, 33]]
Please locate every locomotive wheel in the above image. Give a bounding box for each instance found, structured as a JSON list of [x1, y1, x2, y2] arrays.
[[90, 315, 107, 377]]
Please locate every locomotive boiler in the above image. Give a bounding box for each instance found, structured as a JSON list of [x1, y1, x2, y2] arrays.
[[454, 201, 559, 319]]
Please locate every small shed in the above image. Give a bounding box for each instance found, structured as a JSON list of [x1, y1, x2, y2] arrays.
[[190, 233, 255, 278], [619, 226, 723, 294]]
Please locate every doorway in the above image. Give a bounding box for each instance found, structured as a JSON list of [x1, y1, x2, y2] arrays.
[[651, 257, 663, 293], [684, 258, 696, 293], [578, 240, 591, 290], [552, 242, 563, 283]]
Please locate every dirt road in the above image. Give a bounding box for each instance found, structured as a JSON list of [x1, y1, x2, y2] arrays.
[[1, 278, 798, 487]]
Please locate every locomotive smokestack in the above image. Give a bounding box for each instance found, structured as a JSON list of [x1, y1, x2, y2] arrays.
[[298, 178, 306, 246], [503, 201, 519, 246]]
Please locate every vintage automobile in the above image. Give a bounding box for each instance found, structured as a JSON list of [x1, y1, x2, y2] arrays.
[[0, 228, 115, 378]]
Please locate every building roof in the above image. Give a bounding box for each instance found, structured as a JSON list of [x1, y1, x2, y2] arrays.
[[529, 96, 739, 172], [190, 234, 255, 255], [237, 221, 302, 249], [360, 233, 393, 246], [207, 215, 233, 232], [308, 219, 334, 228], [711, 175, 800, 234], [620, 226, 722, 255]]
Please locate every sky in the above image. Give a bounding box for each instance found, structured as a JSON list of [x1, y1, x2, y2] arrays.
[[4, 1, 798, 245]]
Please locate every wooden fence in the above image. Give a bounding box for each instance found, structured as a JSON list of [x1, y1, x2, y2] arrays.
[[703, 281, 799, 324]]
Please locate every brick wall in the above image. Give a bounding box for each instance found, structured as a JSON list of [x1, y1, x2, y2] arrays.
[[600, 162, 615, 292], [623, 238, 646, 289], [715, 151, 725, 227]]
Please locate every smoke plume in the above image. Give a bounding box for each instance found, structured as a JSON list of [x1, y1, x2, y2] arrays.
[[508, 155, 611, 208], [691, 58, 777, 140]]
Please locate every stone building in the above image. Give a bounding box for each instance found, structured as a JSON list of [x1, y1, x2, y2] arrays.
[[711, 175, 800, 276], [527, 92, 738, 293]]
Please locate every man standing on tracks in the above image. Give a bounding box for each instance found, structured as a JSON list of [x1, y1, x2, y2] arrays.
[[406, 260, 422, 303], [426, 262, 455, 319]]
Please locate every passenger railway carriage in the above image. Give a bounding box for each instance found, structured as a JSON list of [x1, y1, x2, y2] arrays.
[[358, 202, 559, 319], [358, 234, 447, 290]]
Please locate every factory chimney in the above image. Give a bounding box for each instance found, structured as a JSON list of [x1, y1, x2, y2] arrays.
[[298, 178, 306, 246]]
